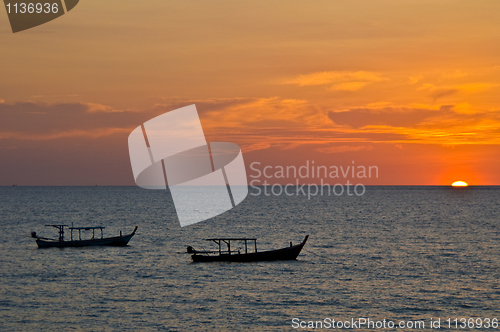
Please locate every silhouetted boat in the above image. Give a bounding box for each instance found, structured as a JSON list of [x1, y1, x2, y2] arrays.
[[187, 235, 308, 262], [31, 225, 137, 248]]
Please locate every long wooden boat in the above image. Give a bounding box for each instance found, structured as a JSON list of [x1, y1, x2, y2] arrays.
[[32, 225, 137, 248], [187, 235, 308, 262]]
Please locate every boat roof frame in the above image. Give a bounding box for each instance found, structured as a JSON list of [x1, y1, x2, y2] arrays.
[[68, 226, 105, 230], [204, 238, 258, 255], [44, 224, 105, 230], [205, 238, 256, 241]]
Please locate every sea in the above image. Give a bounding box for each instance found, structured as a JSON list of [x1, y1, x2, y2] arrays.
[[1, 186, 499, 331]]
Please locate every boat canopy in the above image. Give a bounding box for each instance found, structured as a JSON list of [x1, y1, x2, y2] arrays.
[[188, 235, 309, 262], [44, 224, 106, 241], [205, 238, 256, 241], [204, 238, 258, 255], [68, 226, 105, 230]]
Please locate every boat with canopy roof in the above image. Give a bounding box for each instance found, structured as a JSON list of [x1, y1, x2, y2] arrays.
[[31, 225, 137, 248], [187, 235, 308, 262]]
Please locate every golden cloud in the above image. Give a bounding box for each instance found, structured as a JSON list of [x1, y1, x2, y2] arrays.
[[315, 145, 373, 153], [456, 83, 500, 93], [329, 82, 371, 91], [441, 70, 468, 79], [452, 103, 478, 115], [3, 98, 499, 150], [200, 97, 325, 129], [283, 71, 384, 90], [86, 103, 128, 113], [408, 74, 424, 84], [417, 82, 500, 100]]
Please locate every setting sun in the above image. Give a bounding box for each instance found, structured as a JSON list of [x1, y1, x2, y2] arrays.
[[452, 181, 469, 187]]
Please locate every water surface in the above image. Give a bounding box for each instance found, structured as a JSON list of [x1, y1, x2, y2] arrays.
[[1, 186, 499, 331]]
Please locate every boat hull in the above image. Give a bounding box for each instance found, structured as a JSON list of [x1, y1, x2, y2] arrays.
[[35, 227, 137, 248], [191, 235, 308, 262]]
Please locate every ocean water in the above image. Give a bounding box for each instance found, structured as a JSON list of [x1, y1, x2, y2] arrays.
[[1, 186, 500, 331]]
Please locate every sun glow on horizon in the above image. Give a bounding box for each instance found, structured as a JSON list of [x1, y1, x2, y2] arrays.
[[452, 181, 468, 187]]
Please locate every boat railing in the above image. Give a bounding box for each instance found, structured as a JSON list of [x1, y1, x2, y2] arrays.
[[39, 225, 128, 242], [197, 238, 259, 256], [68, 226, 105, 241], [189, 249, 243, 255]]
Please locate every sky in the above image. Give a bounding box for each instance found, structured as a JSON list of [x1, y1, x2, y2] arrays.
[[1, 0, 500, 185]]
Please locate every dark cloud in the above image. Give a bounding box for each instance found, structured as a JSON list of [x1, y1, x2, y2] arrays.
[[0, 102, 146, 135], [0, 98, 264, 140], [153, 98, 256, 115], [327, 105, 462, 128], [429, 88, 458, 101]]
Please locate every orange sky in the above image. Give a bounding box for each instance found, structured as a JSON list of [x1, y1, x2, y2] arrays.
[[1, 0, 500, 185]]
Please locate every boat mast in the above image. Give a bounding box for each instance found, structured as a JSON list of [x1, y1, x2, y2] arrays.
[[45, 225, 67, 242]]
